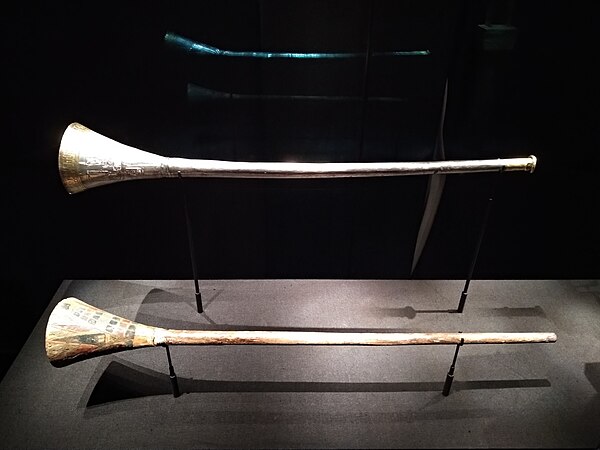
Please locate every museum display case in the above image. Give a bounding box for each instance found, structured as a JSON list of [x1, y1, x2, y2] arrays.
[[2, 1, 598, 449]]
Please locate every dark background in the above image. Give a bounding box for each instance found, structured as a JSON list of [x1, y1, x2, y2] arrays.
[[2, 1, 598, 380]]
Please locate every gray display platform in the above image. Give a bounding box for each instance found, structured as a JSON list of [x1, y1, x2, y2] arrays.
[[1, 279, 599, 449]]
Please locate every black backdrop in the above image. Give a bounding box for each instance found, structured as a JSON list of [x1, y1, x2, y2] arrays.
[[2, 1, 599, 379]]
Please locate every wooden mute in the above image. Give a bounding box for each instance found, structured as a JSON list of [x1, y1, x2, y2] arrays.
[[45, 297, 556, 367]]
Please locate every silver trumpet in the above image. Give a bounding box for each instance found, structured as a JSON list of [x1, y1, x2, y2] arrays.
[[58, 122, 537, 194]]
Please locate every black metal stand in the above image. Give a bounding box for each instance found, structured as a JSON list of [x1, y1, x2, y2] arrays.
[[442, 337, 464, 396], [164, 345, 180, 398], [456, 172, 500, 313], [178, 172, 203, 313]]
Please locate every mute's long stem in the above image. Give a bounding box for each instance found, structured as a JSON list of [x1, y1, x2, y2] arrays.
[[155, 330, 557, 347]]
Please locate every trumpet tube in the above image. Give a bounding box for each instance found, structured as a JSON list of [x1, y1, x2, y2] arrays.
[[58, 122, 537, 194], [46, 297, 557, 367]]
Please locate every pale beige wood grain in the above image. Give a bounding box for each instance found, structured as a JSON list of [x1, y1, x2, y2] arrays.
[[45, 297, 556, 367]]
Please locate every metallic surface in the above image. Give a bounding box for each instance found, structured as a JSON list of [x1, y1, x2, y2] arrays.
[[59, 123, 537, 194]]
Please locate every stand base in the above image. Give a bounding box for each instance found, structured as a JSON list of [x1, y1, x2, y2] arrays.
[[442, 372, 454, 396], [164, 345, 181, 398], [457, 291, 468, 313], [169, 373, 181, 398], [195, 291, 203, 314]]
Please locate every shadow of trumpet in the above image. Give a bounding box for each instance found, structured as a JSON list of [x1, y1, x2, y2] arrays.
[[83, 359, 551, 408]]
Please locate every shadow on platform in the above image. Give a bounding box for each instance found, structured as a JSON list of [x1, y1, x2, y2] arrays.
[[83, 359, 552, 408]]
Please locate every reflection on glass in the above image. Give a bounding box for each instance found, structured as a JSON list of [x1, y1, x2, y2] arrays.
[[187, 84, 406, 103], [165, 32, 430, 58]]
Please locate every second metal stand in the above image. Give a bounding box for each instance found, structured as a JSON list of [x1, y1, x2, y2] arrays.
[[442, 337, 464, 396], [164, 345, 180, 398], [456, 173, 500, 313], [178, 172, 203, 313]]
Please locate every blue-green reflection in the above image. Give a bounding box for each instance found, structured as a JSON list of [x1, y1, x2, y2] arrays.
[[165, 32, 430, 58], [187, 84, 406, 103]]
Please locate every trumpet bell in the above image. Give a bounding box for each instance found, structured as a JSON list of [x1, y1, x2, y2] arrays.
[[58, 123, 167, 194]]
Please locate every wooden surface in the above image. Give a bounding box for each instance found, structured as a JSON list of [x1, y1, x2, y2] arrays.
[[2, 279, 598, 449], [159, 329, 556, 346], [45, 297, 556, 367], [45, 298, 156, 366]]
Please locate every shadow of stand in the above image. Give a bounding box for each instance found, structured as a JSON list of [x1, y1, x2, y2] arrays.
[[83, 359, 551, 408], [138, 289, 426, 332], [375, 305, 548, 319], [375, 306, 458, 319]]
